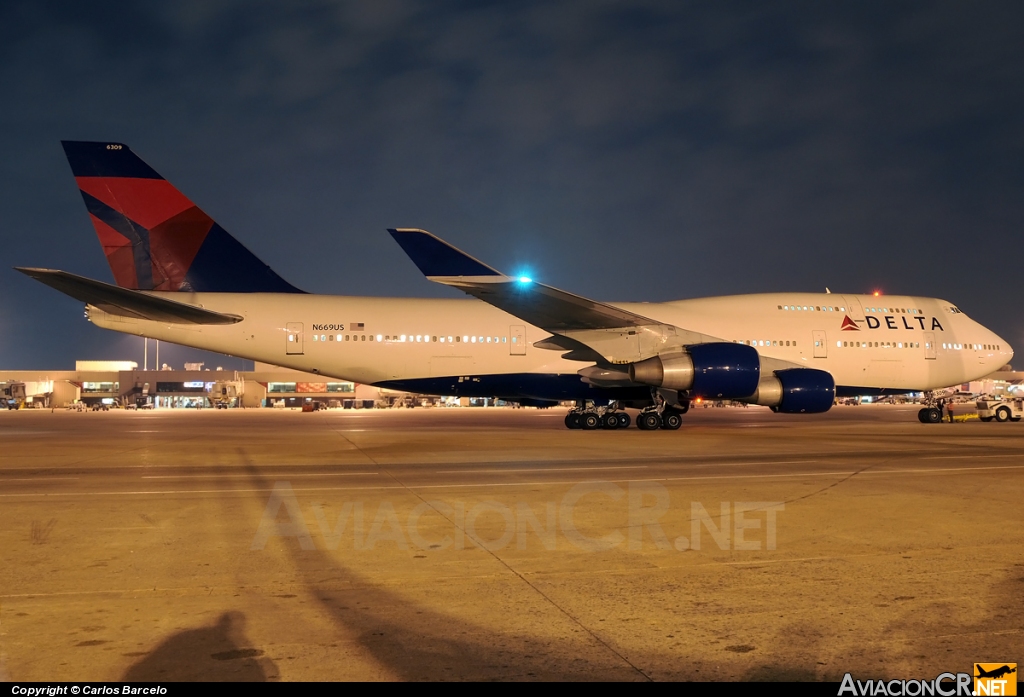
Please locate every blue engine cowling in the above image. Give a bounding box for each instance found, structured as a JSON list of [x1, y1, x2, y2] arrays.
[[774, 368, 835, 413], [687, 342, 761, 399]]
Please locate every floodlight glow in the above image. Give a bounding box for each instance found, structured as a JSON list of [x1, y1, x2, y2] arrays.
[[517, 276, 532, 283]]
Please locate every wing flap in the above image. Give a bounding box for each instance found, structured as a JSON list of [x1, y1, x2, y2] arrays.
[[16, 267, 242, 325]]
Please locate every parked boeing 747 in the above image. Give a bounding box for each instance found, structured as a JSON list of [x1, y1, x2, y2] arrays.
[[16, 141, 1014, 429]]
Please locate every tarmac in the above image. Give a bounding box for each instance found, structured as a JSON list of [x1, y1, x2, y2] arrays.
[[0, 405, 1021, 681]]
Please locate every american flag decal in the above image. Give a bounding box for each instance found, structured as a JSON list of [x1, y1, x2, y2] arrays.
[[351, 323, 365, 331]]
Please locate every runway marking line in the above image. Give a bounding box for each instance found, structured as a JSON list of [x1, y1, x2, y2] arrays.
[[931, 628, 1021, 640], [434, 460, 818, 474], [141, 472, 378, 480], [2, 463, 1023, 497], [920, 453, 1021, 459], [0, 477, 80, 481], [435, 465, 651, 474]]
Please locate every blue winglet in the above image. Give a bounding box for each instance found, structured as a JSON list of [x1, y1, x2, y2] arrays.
[[388, 229, 502, 277]]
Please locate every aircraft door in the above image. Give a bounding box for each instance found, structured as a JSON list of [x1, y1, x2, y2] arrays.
[[812, 330, 828, 358], [510, 325, 526, 355], [841, 296, 866, 329], [286, 322, 304, 355], [923, 332, 936, 360]]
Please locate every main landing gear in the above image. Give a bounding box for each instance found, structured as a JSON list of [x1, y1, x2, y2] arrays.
[[637, 403, 685, 430], [564, 399, 688, 431], [564, 401, 631, 430]]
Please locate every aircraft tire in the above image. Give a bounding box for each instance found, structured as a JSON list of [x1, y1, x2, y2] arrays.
[[638, 412, 661, 430], [995, 406, 1011, 423], [601, 413, 620, 430], [616, 412, 631, 429], [923, 407, 943, 423], [661, 411, 683, 430], [581, 412, 601, 430], [564, 413, 582, 429]]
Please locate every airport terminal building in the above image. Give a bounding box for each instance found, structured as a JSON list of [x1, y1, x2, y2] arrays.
[[0, 361, 387, 409]]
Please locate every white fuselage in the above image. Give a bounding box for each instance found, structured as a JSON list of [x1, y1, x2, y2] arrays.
[[88, 291, 1012, 392]]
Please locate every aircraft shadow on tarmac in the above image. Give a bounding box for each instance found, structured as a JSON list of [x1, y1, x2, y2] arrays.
[[236, 461, 659, 680], [121, 611, 277, 682], [247, 465, 1024, 680]]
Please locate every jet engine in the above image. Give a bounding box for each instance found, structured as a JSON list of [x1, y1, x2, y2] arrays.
[[751, 368, 835, 413], [628, 343, 760, 399]]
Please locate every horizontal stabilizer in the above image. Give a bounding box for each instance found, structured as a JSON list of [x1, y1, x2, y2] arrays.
[[16, 267, 243, 325]]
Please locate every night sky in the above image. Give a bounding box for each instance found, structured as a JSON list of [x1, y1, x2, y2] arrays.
[[2, 1, 1023, 370]]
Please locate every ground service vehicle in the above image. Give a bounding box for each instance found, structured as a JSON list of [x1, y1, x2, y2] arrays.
[[1, 382, 27, 410], [976, 397, 1024, 423]]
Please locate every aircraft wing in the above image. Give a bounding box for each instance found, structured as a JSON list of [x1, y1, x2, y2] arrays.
[[388, 228, 713, 363], [389, 228, 659, 331], [15, 268, 243, 325]]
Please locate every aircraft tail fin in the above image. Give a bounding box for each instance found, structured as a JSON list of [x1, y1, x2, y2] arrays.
[[61, 141, 303, 293]]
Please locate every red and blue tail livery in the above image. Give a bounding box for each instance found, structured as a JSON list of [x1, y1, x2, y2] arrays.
[[61, 141, 303, 293]]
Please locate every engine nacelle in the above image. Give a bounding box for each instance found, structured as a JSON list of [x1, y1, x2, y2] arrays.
[[752, 368, 835, 413], [628, 343, 760, 399]]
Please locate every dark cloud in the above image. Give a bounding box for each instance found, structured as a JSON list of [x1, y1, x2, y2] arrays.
[[2, 1, 1023, 368]]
